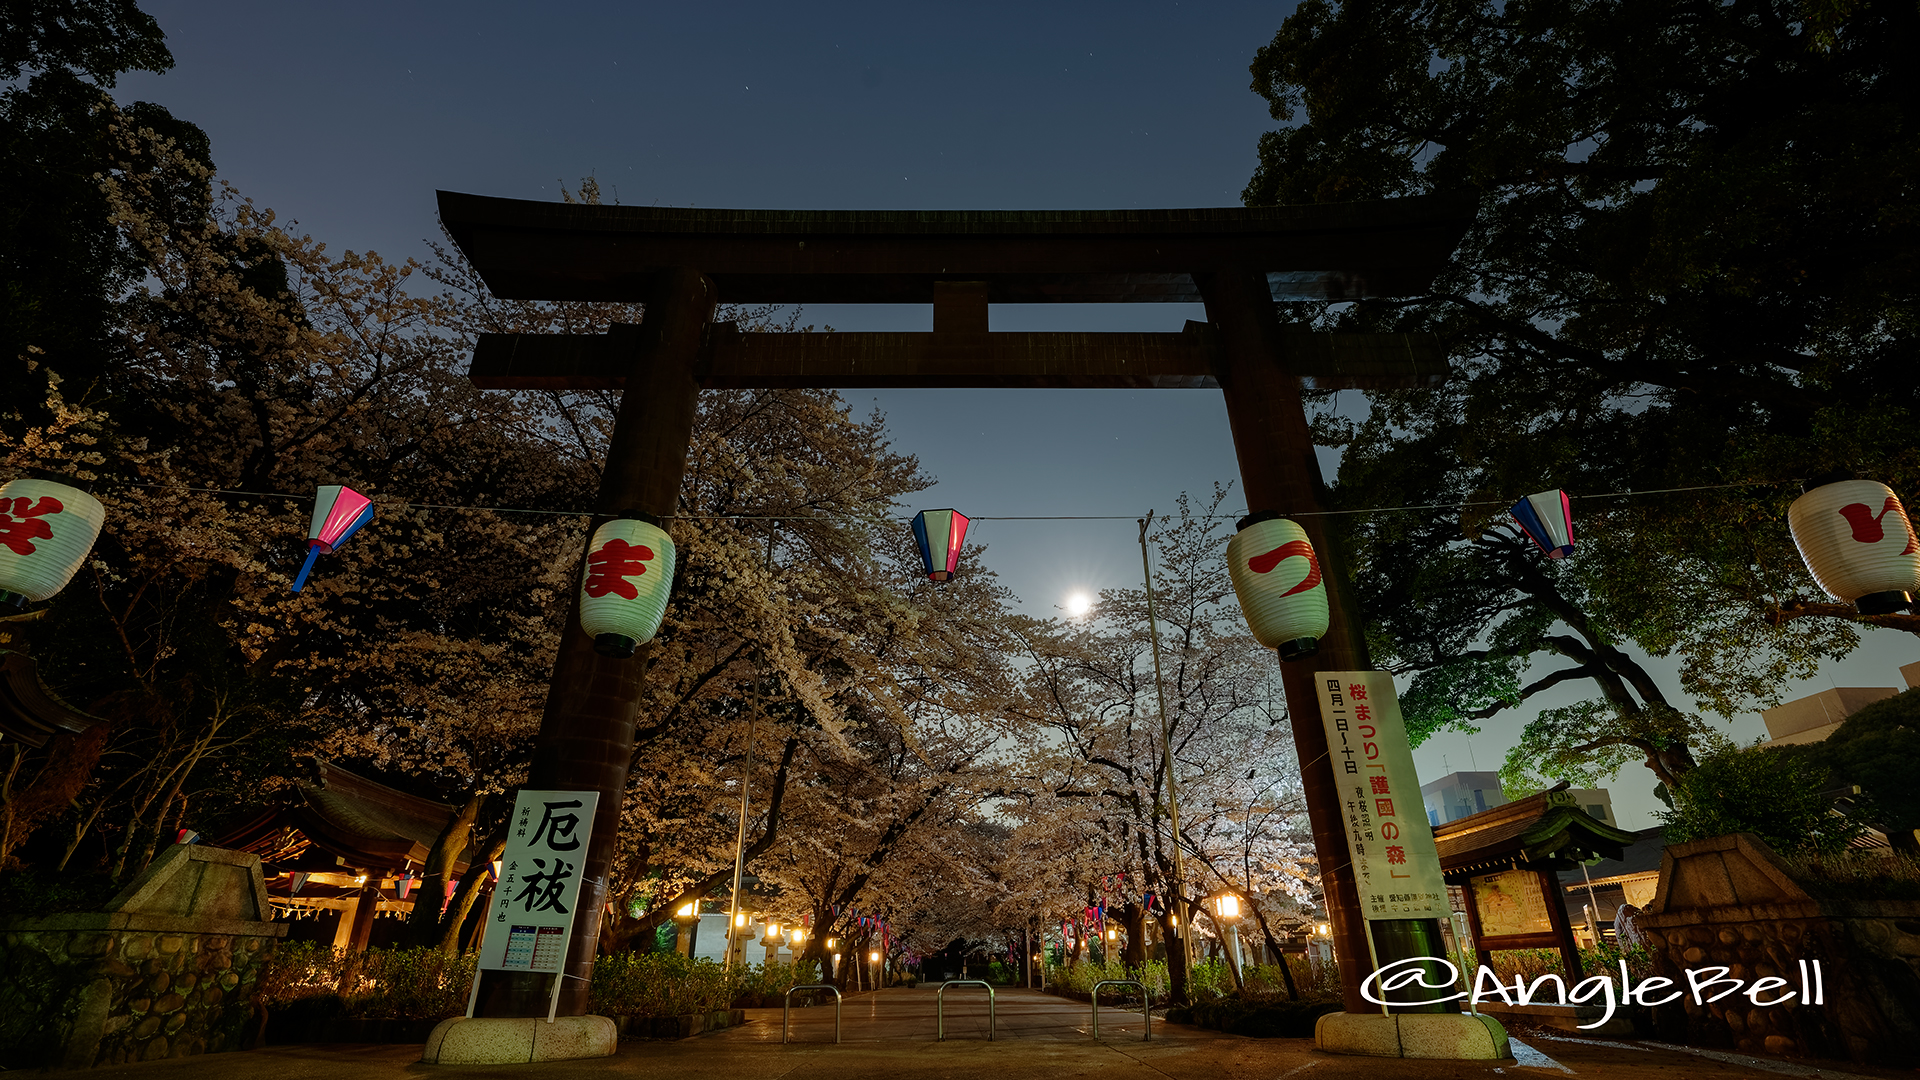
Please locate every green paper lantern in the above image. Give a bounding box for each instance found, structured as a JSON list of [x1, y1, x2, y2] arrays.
[[578, 515, 676, 657], [0, 478, 106, 607]]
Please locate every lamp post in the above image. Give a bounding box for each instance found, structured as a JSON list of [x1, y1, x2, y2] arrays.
[[869, 949, 882, 989], [760, 919, 784, 965], [673, 902, 701, 957], [1212, 893, 1246, 991]]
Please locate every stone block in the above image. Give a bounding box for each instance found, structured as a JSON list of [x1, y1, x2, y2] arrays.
[[1314, 1012, 1401, 1057], [1399, 1013, 1510, 1060], [421, 1016, 618, 1064]]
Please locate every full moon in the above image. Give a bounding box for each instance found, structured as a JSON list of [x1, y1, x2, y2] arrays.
[[1065, 592, 1094, 618]]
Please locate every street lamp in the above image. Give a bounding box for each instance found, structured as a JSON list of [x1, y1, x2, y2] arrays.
[[673, 901, 701, 956], [869, 948, 882, 988], [760, 919, 784, 963], [1210, 893, 1246, 991]]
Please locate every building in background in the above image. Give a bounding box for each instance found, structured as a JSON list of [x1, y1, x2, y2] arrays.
[[1423, 771, 1616, 829], [1422, 771, 1507, 826], [1761, 686, 1902, 746]]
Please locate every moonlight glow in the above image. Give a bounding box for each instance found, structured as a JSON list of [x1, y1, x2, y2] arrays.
[[1065, 592, 1094, 617]]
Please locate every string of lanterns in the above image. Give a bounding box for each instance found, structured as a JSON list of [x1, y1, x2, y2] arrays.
[[4, 474, 1914, 669]]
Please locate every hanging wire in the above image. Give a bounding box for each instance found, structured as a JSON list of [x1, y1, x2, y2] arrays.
[[89, 478, 1798, 524]]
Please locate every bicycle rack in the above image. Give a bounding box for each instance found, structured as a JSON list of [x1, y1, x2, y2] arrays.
[[782, 983, 843, 1044], [1091, 979, 1152, 1041], [936, 980, 996, 1041]]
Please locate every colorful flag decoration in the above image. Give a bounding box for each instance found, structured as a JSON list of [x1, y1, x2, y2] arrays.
[[395, 872, 414, 900], [1509, 489, 1576, 559], [910, 508, 970, 582], [291, 485, 374, 592]]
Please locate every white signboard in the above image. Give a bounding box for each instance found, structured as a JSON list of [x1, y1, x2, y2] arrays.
[[477, 789, 599, 974], [1315, 672, 1448, 921]]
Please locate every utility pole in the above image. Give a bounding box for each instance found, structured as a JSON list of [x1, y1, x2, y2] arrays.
[[1139, 513, 1193, 991]]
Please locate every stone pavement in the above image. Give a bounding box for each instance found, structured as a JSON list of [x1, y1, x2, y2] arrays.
[[77, 986, 1913, 1080]]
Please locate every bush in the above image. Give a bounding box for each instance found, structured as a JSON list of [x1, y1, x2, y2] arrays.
[[257, 943, 817, 1023], [1659, 744, 1862, 856], [1187, 992, 1340, 1037], [256, 942, 476, 1021]]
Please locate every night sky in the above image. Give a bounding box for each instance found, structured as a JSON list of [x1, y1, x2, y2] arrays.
[[114, 1, 1918, 827]]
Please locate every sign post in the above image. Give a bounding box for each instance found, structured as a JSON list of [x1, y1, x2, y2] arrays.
[[473, 789, 600, 1023], [1314, 672, 1452, 1011]]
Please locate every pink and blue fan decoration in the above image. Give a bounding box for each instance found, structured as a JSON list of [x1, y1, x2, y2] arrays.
[[291, 485, 374, 592], [910, 508, 969, 582], [1509, 488, 1575, 559]]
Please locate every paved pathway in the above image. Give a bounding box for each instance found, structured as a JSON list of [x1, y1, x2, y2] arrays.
[[77, 986, 1914, 1080]]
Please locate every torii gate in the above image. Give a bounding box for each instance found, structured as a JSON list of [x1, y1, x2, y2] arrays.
[[438, 190, 1475, 1024]]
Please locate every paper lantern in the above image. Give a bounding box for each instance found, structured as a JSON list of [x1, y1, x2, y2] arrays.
[[911, 508, 969, 582], [0, 478, 106, 606], [291, 484, 375, 592], [1510, 489, 1575, 559], [1788, 475, 1920, 615], [1226, 513, 1329, 661], [578, 514, 676, 657]]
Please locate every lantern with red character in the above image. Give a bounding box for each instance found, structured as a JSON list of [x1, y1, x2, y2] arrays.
[[578, 512, 677, 657], [0, 477, 106, 608], [1225, 512, 1328, 661], [1788, 471, 1920, 615], [911, 508, 969, 582]]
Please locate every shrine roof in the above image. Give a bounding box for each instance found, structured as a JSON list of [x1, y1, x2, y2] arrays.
[[436, 190, 1478, 306], [0, 648, 104, 748], [215, 758, 476, 873], [1433, 783, 1640, 880]]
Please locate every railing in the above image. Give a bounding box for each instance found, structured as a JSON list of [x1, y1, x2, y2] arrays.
[[782, 983, 843, 1044], [936, 980, 996, 1041], [1090, 979, 1151, 1041]]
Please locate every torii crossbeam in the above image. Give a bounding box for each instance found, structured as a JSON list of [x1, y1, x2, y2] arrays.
[[439, 190, 1477, 1020]]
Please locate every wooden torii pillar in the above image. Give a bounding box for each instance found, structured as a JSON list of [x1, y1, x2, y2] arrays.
[[439, 191, 1476, 1018]]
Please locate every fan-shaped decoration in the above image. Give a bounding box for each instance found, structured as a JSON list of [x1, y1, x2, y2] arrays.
[[1788, 474, 1920, 615], [911, 508, 969, 582], [291, 485, 375, 592], [1510, 489, 1575, 559], [0, 478, 106, 607], [1226, 512, 1329, 661], [578, 513, 677, 657]]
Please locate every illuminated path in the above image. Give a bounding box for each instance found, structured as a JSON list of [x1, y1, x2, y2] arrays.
[[83, 987, 1898, 1080]]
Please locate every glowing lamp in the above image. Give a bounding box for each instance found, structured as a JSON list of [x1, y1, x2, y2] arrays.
[[910, 508, 969, 582], [1789, 474, 1920, 615], [1316, 923, 1331, 937], [291, 485, 374, 592], [677, 902, 697, 919], [578, 513, 677, 657], [0, 478, 105, 607], [1225, 512, 1328, 661], [1510, 489, 1575, 559], [869, 950, 881, 963], [735, 912, 748, 927], [1215, 894, 1240, 920]]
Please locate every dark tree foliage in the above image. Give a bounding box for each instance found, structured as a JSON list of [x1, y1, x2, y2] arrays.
[[1243, 0, 1920, 792], [1658, 742, 1861, 857], [1785, 687, 1920, 852], [1, 0, 208, 426]]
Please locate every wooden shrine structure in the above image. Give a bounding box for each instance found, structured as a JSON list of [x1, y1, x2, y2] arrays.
[[438, 189, 1478, 1017], [1433, 783, 1640, 977], [216, 758, 482, 952]]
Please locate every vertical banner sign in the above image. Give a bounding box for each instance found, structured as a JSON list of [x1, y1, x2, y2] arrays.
[[477, 789, 600, 974], [1315, 673, 1448, 921]]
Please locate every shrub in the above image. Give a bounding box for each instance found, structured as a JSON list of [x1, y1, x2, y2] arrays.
[[1659, 744, 1863, 856], [258, 943, 816, 1023]]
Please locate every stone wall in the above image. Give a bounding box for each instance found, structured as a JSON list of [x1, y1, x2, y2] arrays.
[[1635, 833, 1920, 1065], [0, 845, 287, 1069]]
